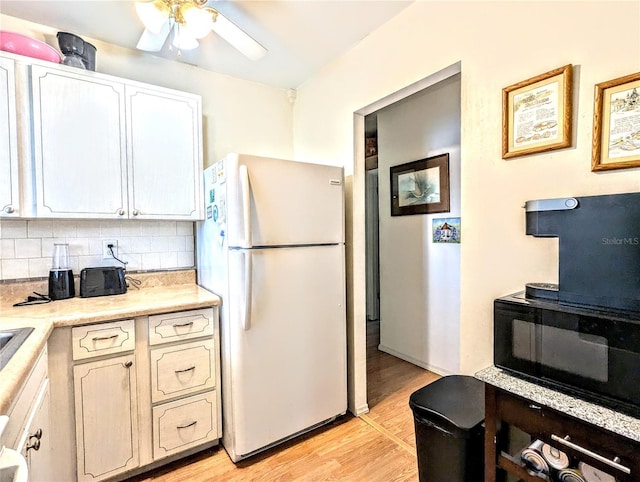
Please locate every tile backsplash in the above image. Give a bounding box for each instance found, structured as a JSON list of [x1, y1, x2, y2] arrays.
[[0, 219, 195, 280]]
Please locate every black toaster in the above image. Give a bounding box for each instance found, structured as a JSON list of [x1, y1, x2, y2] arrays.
[[79, 267, 127, 298]]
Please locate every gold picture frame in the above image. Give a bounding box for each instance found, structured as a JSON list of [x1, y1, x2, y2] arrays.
[[502, 65, 573, 159], [591, 72, 640, 171]]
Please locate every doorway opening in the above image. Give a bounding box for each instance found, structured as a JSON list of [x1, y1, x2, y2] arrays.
[[354, 62, 462, 416]]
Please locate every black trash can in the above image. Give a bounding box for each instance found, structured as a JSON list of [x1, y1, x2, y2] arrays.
[[409, 375, 485, 482]]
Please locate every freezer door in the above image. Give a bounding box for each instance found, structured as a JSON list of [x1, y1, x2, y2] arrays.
[[225, 245, 347, 459], [224, 154, 344, 247]]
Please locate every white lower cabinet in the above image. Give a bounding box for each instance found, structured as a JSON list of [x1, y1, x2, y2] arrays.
[[2, 347, 51, 481], [73, 354, 139, 482], [147, 307, 222, 462], [19, 379, 51, 482], [48, 305, 221, 481]]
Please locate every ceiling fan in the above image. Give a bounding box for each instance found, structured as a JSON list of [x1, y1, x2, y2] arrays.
[[135, 0, 267, 60]]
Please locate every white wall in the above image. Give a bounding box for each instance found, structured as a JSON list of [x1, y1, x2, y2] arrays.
[[377, 74, 461, 375], [292, 0, 640, 405], [0, 14, 293, 279]]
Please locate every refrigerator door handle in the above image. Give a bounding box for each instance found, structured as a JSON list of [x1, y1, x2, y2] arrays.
[[242, 251, 252, 331], [239, 165, 252, 249]]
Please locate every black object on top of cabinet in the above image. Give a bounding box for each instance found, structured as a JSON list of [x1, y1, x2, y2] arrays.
[[525, 192, 640, 312]]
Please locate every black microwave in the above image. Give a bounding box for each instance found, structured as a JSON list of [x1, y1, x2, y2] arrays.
[[494, 292, 640, 417]]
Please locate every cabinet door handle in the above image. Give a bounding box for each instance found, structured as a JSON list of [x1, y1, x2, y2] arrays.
[[176, 420, 197, 429], [175, 366, 196, 374], [132, 209, 140, 216], [173, 321, 194, 328], [92, 334, 119, 341], [4, 206, 14, 214], [551, 434, 631, 474], [124, 360, 133, 368], [26, 438, 41, 452], [117, 209, 125, 216], [29, 429, 43, 440]]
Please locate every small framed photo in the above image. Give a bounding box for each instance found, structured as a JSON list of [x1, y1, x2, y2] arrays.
[[433, 217, 461, 243], [591, 71, 640, 171], [502, 64, 573, 159], [390, 153, 450, 216]]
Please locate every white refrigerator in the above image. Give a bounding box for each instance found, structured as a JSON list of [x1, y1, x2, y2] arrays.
[[196, 153, 347, 462]]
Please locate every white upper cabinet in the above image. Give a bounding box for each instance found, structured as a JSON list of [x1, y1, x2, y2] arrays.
[[0, 56, 20, 217], [27, 61, 203, 220], [126, 85, 202, 220], [31, 65, 128, 218]]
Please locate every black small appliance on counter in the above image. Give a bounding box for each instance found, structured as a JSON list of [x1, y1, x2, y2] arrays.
[[49, 243, 74, 300], [79, 267, 127, 298], [525, 192, 640, 312], [494, 192, 640, 417]]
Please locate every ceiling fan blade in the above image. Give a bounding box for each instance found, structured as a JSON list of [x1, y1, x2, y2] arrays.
[[211, 10, 267, 61], [137, 20, 171, 52]]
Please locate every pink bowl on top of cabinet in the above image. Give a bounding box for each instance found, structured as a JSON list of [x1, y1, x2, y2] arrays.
[[0, 31, 61, 63]]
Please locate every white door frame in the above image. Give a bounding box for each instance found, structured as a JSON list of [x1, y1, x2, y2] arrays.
[[349, 61, 462, 415]]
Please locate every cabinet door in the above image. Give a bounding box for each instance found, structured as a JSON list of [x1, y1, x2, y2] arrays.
[[125, 85, 203, 220], [21, 379, 51, 482], [0, 56, 20, 217], [73, 354, 139, 482], [30, 65, 128, 218]]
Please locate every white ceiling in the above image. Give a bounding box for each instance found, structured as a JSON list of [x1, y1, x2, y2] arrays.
[[0, 0, 413, 88]]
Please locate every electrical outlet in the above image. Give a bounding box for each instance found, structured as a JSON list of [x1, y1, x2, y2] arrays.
[[102, 239, 118, 260]]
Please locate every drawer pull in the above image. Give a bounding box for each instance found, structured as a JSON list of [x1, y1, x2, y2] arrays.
[[551, 434, 631, 474], [176, 420, 197, 429], [92, 334, 119, 341], [26, 438, 41, 452], [173, 321, 194, 328], [528, 404, 542, 410], [175, 366, 196, 374]]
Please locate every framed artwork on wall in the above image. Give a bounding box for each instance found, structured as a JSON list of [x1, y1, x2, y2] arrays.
[[432, 217, 461, 243], [591, 71, 640, 171], [502, 64, 573, 159], [390, 153, 450, 216]]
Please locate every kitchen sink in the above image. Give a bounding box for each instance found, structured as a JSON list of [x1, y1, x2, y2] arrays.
[[0, 328, 34, 371]]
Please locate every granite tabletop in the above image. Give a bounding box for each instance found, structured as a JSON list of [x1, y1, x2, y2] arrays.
[[0, 270, 220, 415], [476, 366, 640, 443]]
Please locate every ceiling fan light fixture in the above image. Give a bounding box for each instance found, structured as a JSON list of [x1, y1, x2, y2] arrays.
[[134, 0, 267, 61], [179, 4, 217, 40], [171, 23, 199, 51], [135, 0, 171, 34]]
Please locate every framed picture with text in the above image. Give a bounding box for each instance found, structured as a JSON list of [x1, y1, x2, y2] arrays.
[[502, 64, 573, 159], [591, 71, 640, 171]]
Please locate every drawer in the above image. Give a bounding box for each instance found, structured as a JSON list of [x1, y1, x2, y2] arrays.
[[152, 391, 218, 460], [150, 340, 216, 403], [148, 308, 215, 346], [72, 319, 135, 361]]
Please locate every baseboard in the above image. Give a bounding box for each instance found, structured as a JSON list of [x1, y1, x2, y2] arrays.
[[377, 344, 457, 376], [350, 402, 370, 416]]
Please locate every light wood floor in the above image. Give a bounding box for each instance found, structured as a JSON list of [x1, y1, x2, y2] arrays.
[[128, 321, 439, 481]]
